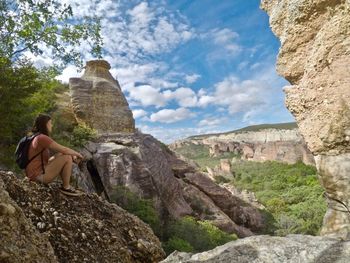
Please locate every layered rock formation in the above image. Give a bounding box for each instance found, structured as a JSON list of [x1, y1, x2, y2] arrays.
[[69, 60, 135, 133], [75, 132, 265, 237], [261, 0, 350, 239], [0, 171, 164, 263], [170, 127, 315, 166], [162, 235, 350, 263]]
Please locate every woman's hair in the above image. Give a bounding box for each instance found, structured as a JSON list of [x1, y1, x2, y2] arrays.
[[31, 114, 51, 136]]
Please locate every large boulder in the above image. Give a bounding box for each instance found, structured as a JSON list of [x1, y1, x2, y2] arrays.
[[261, 0, 350, 239], [161, 235, 350, 263], [0, 171, 165, 263], [75, 132, 265, 237]]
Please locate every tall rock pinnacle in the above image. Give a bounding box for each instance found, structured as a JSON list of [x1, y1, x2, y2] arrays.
[[69, 60, 135, 134]]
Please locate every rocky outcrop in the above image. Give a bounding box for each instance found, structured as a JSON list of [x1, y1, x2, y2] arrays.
[[170, 128, 315, 166], [261, 0, 350, 239], [0, 171, 57, 263], [161, 235, 350, 263], [69, 60, 135, 133], [0, 171, 164, 263], [74, 132, 265, 237]]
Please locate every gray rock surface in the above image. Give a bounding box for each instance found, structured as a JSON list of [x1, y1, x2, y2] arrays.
[[74, 132, 265, 237], [161, 235, 350, 263]]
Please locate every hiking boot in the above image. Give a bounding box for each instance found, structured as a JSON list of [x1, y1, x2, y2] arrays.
[[59, 186, 83, 197]]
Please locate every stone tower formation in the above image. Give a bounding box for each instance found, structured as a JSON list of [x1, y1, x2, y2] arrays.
[[69, 60, 135, 134], [262, 0, 350, 239]]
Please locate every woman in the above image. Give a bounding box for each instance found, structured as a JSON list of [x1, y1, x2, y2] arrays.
[[25, 114, 83, 196]]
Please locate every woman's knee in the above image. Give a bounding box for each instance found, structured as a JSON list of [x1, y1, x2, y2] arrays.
[[61, 154, 73, 163]]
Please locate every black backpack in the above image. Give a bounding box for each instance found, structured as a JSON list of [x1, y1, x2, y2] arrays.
[[15, 133, 44, 171]]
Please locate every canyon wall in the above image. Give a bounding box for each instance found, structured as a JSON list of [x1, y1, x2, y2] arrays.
[[171, 128, 315, 166], [261, 0, 350, 239]]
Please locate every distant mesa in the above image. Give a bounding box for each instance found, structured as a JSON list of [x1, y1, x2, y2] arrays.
[[69, 60, 135, 134]]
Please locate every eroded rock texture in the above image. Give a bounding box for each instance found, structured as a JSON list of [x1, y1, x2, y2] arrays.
[[170, 128, 315, 165], [0, 171, 57, 263], [162, 235, 350, 263], [261, 0, 350, 239], [69, 60, 135, 133], [0, 171, 164, 263], [74, 132, 265, 237]]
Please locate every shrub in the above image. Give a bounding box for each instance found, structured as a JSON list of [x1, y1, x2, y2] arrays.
[[70, 123, 97, 147], [110, 186, 161, 235], [163, 237, 194, 255], [164, 216, 237, 254]]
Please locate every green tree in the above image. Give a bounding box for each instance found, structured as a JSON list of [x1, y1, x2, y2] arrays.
[[0, 0, 102, 67]]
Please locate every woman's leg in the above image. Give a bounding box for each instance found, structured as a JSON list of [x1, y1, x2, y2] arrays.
[[40, 154, 73, 188]]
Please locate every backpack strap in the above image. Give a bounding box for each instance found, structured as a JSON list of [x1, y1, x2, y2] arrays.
[[40, 150, 45, 175], [27, 149, 44, 165]]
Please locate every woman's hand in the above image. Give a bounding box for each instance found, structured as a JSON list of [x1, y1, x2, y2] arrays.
[[72, 154, 83, 164]]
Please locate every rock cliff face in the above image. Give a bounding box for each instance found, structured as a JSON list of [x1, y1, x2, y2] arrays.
[[162, 234, 350, 263], [170, 128, 315, 166], [75, 132, 265, 238], [261, 0, 350, 239], [69, 60, 135, 133], [0, 171, 164, 263]]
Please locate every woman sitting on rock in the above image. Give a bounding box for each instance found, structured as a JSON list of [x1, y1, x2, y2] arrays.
[[25, 113, 83, 196]]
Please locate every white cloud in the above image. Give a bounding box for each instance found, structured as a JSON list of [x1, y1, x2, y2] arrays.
[[132, 109, 148, 119], [128, 85, 167, 108], [195, 65, 285, 117], [55, 65, 81, 83], [163, 87, 198, 107], [198, 118, 225, 127], [212, 28, 239, 45], [150, 108, 195, 123], [185, 73, 201, 84], [208, 28, 242, 56], [198, 95, 216, 107]]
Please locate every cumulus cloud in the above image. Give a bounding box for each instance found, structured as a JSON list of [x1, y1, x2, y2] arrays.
[[150, 108, 195, 123], [185, 74, 201, 84], [163, 87, 198, 107], [196, 66, 284, 116], [127, 85, 167, 108], [132, 109, 148, 119]]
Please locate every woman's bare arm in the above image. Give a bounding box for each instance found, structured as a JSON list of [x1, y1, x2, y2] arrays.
[[49, 142, 83, 159]]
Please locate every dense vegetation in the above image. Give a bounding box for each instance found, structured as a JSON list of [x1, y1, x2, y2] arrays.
[[173, 142, 327, 236], [230, 161, 326, 236], [110, 186, 237, 255]]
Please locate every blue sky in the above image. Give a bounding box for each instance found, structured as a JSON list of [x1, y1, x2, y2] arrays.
[[34, 0, 295, 143]]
